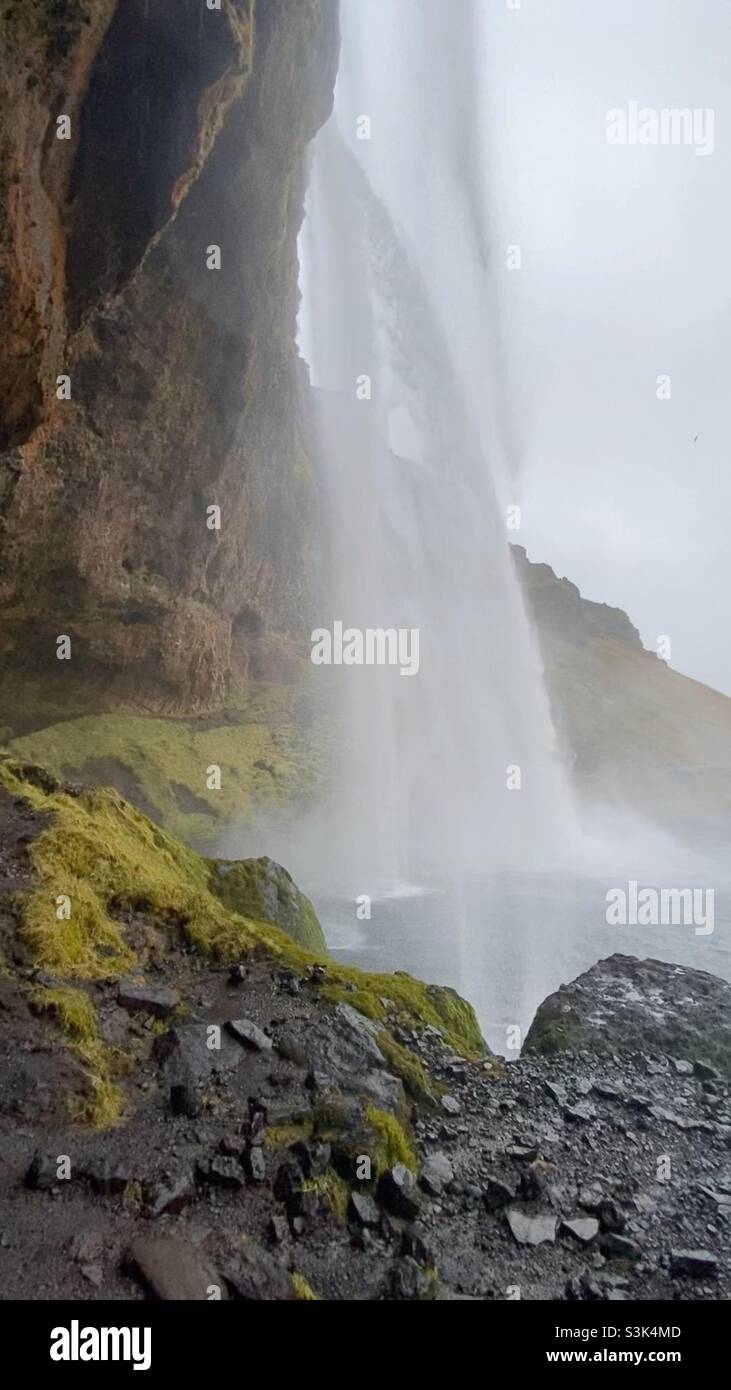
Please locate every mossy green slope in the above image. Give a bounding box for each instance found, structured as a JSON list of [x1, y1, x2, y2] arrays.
[[0, 756, 485, 1125], [6, 683, 328, 850]]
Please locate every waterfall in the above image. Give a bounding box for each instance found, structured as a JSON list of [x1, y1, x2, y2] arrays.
[[296, 0, 574, 897]]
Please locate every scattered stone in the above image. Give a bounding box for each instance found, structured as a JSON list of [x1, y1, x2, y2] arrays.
[[84, 1159, 131, 1196], [441, 1094, 461, 1117], [169, 1082, 198, 1118], [600, 1232, 642, 1261], [228, 964, 247, 985], [197, 1157, 244, 1191], [597, 1198, 625, 1233], [267, 1214, 288, 1245], [24, 1151, 60, 1192], [505, 1143, 539, 1162], [592, 1080, 624, 1101], [125, 1235, 223, 1301], [226, 1018, 273, 1053], [544, 1080, 568, 1106], [243, 1146, 267, 1184], [561, 1217, 599, 1245], [80, 1263, 104, 1288], [349, 1191, 380, 1227], [225, 1242, 294, 1300], [389, 1257, 435, 1300], [672, 1058, 693, 1076], [154, 1023, 244, 1085], [145, 1169, 196, 1218], [564, 1102, 595, 1124], [420, 1151, 454, 1196], [483, 1176, 516, 1211], [117, 979, 179, 1018], [379, 1164, 422, 1220], [291, 1139, 331, 1179], [670, 1249, 719, 1278], [506, 1207, 557, 1246], [694, 1060, 721, 1082], [69, 1230, 105, 1263]]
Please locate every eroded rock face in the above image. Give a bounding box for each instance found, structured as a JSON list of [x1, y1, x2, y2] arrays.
[[0, 0, 340, 715], [524, 954, 731, 1077]]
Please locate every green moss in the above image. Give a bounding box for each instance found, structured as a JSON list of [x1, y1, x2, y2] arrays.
[[311, 1096, 418, 1183], [366, 1105, 418, 1175], [322, 971, 485, 1060], [291, 1272, 319, 1301], [0, 755, 314, 979], [376, 1033, 439, 1106], [303, 1169, 350, 1223], [266, 1120, 313, 1149], [209, 856, 327, 955], [30, 984, 124, 1129], [7, 685, 327, 851], [31, 984, 97, 1044], [523, 1006, 584, 1056]]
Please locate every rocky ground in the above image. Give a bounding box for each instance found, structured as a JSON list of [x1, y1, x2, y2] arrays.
[[1, 950, 729, 1301], [0, 759, 729, 1302]]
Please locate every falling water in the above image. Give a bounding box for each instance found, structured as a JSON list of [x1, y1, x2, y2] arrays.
[[297, 0, 574, 903]]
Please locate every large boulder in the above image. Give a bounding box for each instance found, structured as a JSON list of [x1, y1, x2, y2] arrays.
[[524, 954, 731, 1076], [209, 855, 326, 954]]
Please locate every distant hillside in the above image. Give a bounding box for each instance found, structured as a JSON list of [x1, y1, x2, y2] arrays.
[[513, 545, 731, 847]]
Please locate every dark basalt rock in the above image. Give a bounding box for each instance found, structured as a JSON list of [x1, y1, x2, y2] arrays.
[[525, 955, 731, 1077]]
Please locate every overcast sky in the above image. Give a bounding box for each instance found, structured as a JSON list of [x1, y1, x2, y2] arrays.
[[480, 0, 731, 694]]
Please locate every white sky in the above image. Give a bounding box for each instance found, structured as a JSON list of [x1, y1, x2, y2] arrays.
[[480, 0, 731, 693]]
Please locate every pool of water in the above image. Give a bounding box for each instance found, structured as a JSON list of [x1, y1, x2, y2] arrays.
[[309, 872, 731, 1055]]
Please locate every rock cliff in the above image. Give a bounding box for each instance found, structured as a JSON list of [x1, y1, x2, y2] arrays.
[[0, 0, 339, 718], [513, 544, 731, 845]]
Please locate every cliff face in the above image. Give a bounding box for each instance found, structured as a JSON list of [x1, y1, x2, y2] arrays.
[[0, 0, 339, 718], [513, 545, 731, 844]]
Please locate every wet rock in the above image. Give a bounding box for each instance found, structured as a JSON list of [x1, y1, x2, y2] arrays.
[[277, 1005, 403, 1113], [561, 1217, 600, 1245], [125, 1235, 223, 1301], [600, 1232, 642, 1261], [349, 1192, 380, 1228], [597, 1198, 626, 1233], [506, 1207, 557, 1246], [525, 955, 731, 1078], [670, 1249, 719, 1278], [226, 1017, 273, 1053], [154, 1023, 244, 1085], [117, 979, 179, 1018], [379, 1164, 422, 1220], [228, 963, 247, 985], [483, 1176, 516, 1211]]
